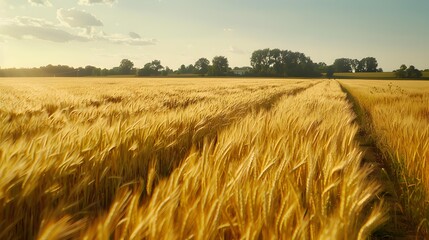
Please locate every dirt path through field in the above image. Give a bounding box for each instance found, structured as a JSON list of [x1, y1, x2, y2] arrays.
[[338, 82, 416, 239]]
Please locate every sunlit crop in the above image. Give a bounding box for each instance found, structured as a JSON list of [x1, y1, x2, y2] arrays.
[[0, 78, 386, 239], [341, 80, 429, 237]]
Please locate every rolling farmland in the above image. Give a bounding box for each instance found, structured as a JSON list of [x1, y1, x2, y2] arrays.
[[0, 77, 427, 239]]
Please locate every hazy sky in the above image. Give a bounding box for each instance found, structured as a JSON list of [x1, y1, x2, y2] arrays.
[[0, 0, 428, 71]]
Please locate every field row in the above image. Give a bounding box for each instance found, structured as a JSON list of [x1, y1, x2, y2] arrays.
[[341, 80, 429, 236]]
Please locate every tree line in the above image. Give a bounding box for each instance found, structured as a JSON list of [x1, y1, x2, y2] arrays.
[[0, 64, 132, 77], [250, 49, 321, 77], [0, 57, 232, 77], [1, 49, 427, 78], [394, 65, 423, 78], [330, 57, 382, 73]]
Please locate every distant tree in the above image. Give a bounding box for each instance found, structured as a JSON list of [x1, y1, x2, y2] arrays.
[[176, 64, 196, 74], [109, 67, 121, 75], [151, 60, 164, 72], [101, 68, 109, 76], [377, 68, 383, 72], [358, 57, 378, 72], [138, 64, 152, 76], [210, 56, 229, 76], [270, 48, 283, 76], [333, 58, 352, 72], [177, 64, 187, 74], [293, 52, 319, 76], [39, 64, 77, 77], [194, 58, 210, 75], [137, 60, 164, 76], [394, 64, 422, 78], [161, 66, 173, 76], [119, 59, 134, 75], [316, 62, 328, 73], [394, 64, 408, 78], [280, 50, 297, 76], [250, 48, 320, 77], [187, 64, 196, 74], [83, 65, 101, 76], [250, 49, 271, 76], [326, 66, 335, 79], [406, 65, 422, 78], [76, 67, 84, 77], [350, 59, 360, 72]]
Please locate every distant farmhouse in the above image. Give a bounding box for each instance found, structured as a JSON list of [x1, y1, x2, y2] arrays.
[[232, 67, 252, 76]]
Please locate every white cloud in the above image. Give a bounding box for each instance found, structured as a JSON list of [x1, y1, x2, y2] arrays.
[[57, 8, 103, 29], [223, 28, 234, 32], [99, 32, 156, 46], [78, 0, 117, 6], [0, 15, 156, 46], [0, 17, 88, 43], [28, 0, 52, 7], [229, 46, 245, 54]]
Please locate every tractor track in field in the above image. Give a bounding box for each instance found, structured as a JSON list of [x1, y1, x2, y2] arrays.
[[155, 81, 322, 178], [339, 82, 416, 239]]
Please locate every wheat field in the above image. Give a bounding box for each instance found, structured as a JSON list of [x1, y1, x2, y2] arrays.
[[0, 77, 400, 239], [340, 80, 429, 236]]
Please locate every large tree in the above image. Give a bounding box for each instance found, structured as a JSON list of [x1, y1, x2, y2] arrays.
[[269, 48, 283, 76], [119, 59, 134, 75], [250, 48, 320, 77], [358, 57, 378, 72], [250, 49, 271, 76], [333, 58, 352, 73], [281, 50, 319, 77], [194, 58, 210, 75], [350, 59, 360, 73], [210, 56, 229, 76]]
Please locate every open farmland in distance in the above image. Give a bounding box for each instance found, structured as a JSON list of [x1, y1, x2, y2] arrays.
[[0, 77, 428, 239], [333, 72, 429, 80]]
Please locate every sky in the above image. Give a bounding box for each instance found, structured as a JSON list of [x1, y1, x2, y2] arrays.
[[0, 0, 428, 71]]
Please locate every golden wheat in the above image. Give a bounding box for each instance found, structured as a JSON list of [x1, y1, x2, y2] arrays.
[[0, 78, 387, 239], [340, 80, 429, 236]]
